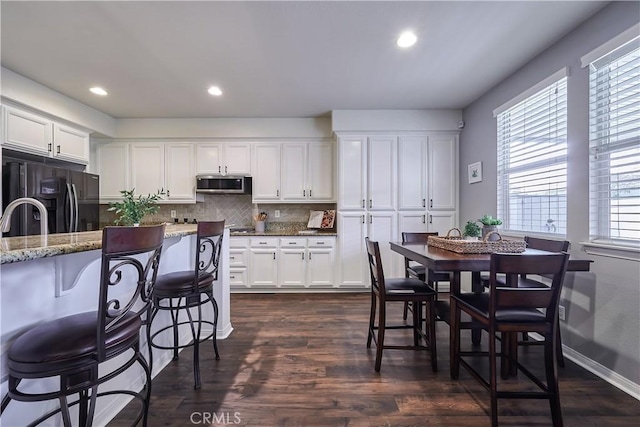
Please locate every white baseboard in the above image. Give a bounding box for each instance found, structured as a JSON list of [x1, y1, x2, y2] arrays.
[[562, 345, 640, 400]]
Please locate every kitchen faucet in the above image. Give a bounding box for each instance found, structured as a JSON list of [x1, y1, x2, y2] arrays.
[[0, 197, 49, 236]]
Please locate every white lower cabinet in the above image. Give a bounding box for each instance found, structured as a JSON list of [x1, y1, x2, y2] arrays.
[[229, 237, 250, 290], [337, 211, 398, 289], [249, 237, 279, 288], [230, 236, 336, 291]]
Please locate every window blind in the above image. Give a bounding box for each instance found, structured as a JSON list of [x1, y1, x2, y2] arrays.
[[589, 36, 640, 244], [497, 77, 568, 235]]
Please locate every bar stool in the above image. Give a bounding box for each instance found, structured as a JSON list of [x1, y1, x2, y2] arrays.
[[147, 220, 225, 389], [0, 224, 165, 426], [365, 238, 438, 372]]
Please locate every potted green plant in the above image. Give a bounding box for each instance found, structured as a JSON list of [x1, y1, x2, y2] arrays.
[[463, 220, 482, 240], [107, 189, 164, 226], [478, 214, 502, 241]]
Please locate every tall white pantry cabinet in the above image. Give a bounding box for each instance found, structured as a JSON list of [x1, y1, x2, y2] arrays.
[[336, 133, 459, 288]]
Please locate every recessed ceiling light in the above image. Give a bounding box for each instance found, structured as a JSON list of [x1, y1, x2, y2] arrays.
[[89, 87, 108, 96], [208, 86, 223, 96], [397, 31, 417, 48]]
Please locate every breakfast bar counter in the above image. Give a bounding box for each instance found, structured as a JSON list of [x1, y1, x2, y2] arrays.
[[0, 224, 231, 425]]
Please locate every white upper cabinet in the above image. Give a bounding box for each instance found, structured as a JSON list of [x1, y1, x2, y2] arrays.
[[307, 142, 334, 201], [96, 142, 130, 201], [254, 140, 334, 203], [281, 143, 307, 201], [367, 136, 397, 211], [53, 123, 90, 164], [338, 135, 396, 211], [398, 135, 427, 210], [165, 143, 195, 201], [195, 142, 251, 176], [428, 134, 457, 211], [2, 105, 89, 164], [337, 136, 368, 210], [2, 106, 52, 156], [281, 141, 334, 202], [130, 142, 165, 197], [98, 141, 196, 203], [252, 143, 281, 201]]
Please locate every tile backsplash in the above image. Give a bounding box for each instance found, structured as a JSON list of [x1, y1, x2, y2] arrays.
[[100, 194, 336, 228]]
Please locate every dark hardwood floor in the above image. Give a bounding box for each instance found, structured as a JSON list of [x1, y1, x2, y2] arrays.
[[111, 293, 639, 426]]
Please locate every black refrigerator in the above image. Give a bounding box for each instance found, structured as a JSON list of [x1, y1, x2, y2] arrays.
[[2, 161, 100, 237]]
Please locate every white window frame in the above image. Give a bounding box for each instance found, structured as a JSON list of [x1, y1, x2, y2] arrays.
[[494, 69, 569, 237], [582, 25, 640, 257]]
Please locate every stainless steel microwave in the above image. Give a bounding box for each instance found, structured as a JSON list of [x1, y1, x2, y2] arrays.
[[196, 175, 252, 194]]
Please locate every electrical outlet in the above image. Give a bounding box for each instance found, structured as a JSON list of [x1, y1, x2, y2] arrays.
[[559, 305, 566, 321], [274, 210, 280, 218], [170, 210, 177, 218]]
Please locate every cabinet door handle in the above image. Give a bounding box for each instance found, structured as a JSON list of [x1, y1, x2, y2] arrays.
[[309, 252, 312, 260], [362, 199, 365, 208], [225, 166, 228, 174], [422, 215, 426, 224], [273, 253, 276, 260], [218, 165, 221, 173], [423, 198, 426, 208], [56, 145, 61, 154], [369, 199, 372, 209], [277, 189, 280, 197], [369, 215, 372, 224], [430, 199, 433, 208], [48, 143, 52, 152], [429, 215, 433, 224], [301, 253, 304, 260], [303, 189, 306, 197], [167, 190, 170, 197], [361, 215, 365, 224], [309, 189, 312, 197]]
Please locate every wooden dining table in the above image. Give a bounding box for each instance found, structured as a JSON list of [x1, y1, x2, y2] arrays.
[[389, 241, 593, 377]]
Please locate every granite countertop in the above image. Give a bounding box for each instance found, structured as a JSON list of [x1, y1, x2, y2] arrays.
[[230, 231, 337, 237], [229, 222, 337, 237], [0, 224, 199, 265]]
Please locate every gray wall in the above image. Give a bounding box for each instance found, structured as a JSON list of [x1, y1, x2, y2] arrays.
[[460, 2, 640, 392]]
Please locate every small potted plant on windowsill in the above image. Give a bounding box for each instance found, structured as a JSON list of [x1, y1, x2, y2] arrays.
[[478, 214, 502, 241], [107, 189, 164, 226], [463, 220, 482, 241]]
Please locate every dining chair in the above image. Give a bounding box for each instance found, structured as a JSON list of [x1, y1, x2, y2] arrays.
[[481, 236, 570, 366], [1, 224, 165, 426], [401, 232, 451, 321], [147, 220, 225, 389], [365, 238, 438, 372], [450, 251, 570, 427]]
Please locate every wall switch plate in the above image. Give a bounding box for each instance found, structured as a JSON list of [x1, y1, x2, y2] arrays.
[[274, 210, 280, 218], [559, 305, 566, 321], [170, 210, 177, 218]]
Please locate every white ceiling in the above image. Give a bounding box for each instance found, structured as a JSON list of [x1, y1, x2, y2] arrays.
[[1, 1, 608, 119]]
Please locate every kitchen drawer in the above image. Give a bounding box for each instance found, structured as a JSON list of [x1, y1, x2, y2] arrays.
[[307, 237, 335, 248], [280, 238, 306, 247], [250, 237, 279, 248], [229, 249, 249, 267], [229, 268, 248, 288], [230, 237, 250, 249]]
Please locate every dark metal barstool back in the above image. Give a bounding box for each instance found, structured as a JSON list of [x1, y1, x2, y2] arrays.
[[147, 220, 225, 389], [0, 224, 165, 427]]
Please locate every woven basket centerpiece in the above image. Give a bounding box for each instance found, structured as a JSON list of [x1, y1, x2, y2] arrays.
[[427, 228, 526, 254]]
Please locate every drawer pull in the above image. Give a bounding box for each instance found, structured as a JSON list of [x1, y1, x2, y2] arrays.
[[230, 275, 236, 279], [259, 242, 267, 245], [317, 242, 325, 245]]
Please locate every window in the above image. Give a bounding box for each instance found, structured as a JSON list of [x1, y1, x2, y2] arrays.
[[495, 70, 568, 235], [588, 36, 640, 244]]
